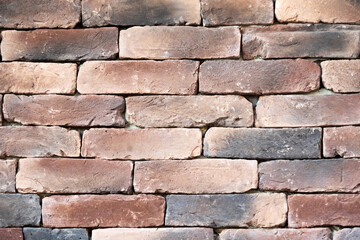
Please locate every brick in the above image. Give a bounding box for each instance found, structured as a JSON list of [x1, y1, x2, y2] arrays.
[[0, 96, 2, 125], [256, 94, 360, 127], [219, 228, 331, 240], [323, 126, 360, 158], [77, 60, 198, 95], [165, 193, 287, 227], [242, 24, 360, 59], [199, 59, 320, 94], [23, 228, 88, 240], [0, 0, 80, 29], [276, 0, 360, 24], [92, 228, 213, 240], [0, 62, 76, 94], [0, 160, 16, 193], [126, 95, 253, 127], [0, 126, 80, 158], [288, 194, 360, 227], [1, 28, 118, 61], [134, 159, 257, 193], [42, 194, 165, 227], [82, 128, 202, 160], [201, 0, 273, 26], [259, 159, 360, 192], [16, 158, 132, 194], [4, 94, 125, 127], [0, 228, 23, 240], [204, 128, 321, 159], [82, 0, 200, 27], [0, 194, 41, 227], [120, 26, 240, 59], [321, 60, 360, 93], [334, 228, 360, 240]]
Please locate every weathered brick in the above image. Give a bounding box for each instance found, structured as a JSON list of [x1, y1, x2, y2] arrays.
[[4, 94, 125, 127], [23, 228, 88, 240], [0, 160, 16, 193], [165, 193, 287, 227], [82, 0, 200, 27], [0, 194, 41, 227], [0, 228, 23, 240], [0, 0, 80, 29], [256, 94, 360, 127], [323, 126, 360, 158], [288, 194, 360, 227], [219, 228, 331, 240], [42, 194, 165, 227], [134, 159, 257, 193], [334, 228, 360, 240], [92, 228, 213, 240], [77, 60, 198, 95], [0, 126, 80, 158], [259, 159, 360, 192], [0, 95, 2, 126], [82, 128, 202, 160], [321, 60, 360, 93], [126, 95, 253, 127], [199, 59, 320, 94], [276, 0, 360, 24], [201, 0, 273, 26], [16, 158, 132, 194], [204, 128, 321, 159], [120, 26, 240, 59], [242, 25, 360, 59], [1, 28, 118, 61], [0, 62, 76, 94]]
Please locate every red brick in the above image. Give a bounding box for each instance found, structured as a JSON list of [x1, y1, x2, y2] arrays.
[[42, 194, 165, 227], [16, 158, 132, 193], [1, 28, 118, 61], [0, 62, 76, 94], [199, 59, 320, 94], [0, 160, 16, 193], [3, 94, 125, 127], [82, 128, 202, 160], [276, 0, 360, 24], [0, 126, 80, 158], [134, 159, 257, 193], [120, 26, 240, 59], [322, 60, 360, 93], [201, 0, 273, 26], [0, 228, 23, 240], [0, 96, 2, 125], [256, 94, 360, 127], [288, 194, 360, 227], [82, 0, 200, 27], [126, 95, 253, 127], [77, 60, 198, 95], [323, 126, 360, 158]]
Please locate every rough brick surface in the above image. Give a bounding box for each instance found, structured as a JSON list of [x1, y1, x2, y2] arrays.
[[134, 159, 257, 193], [120, 26, 240, 59], [259, 159, 360, 192], [23, 228, 88, 240], [16, 158, 132, 193], [323, 126, 360, 158], [256, 94, 360, 127], [92, 228, 213, 240], [82, 0, 200, 27], [77, 60, 199, 95], [42, 195, 165, 227], [204, 128, 321, 159], [0, 194, 41, 227], [199, 59, 320, 94], [1, 28, 118, 61], [82, 128, 202, 160], [0, 160, 16, 193], [288, 194, 360, 227], [334, 228, 360, 240], [0, 228, 23, 240], [166, 193, 287, 227], [321, 60, 360, 93], [126, 95, 253, 127], [4, 94, 125, 127], [0, 62, 76, 94]]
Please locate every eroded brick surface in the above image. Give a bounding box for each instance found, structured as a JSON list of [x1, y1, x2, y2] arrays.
[[334, 228, 360, 240], [0, 228, 23, 240], [0, 160, 16, 193], [23, 228, 88, 240], [323, 126, 360, 158]]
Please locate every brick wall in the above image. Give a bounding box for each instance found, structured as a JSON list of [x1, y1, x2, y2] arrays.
[[0, 1, 360, 239]]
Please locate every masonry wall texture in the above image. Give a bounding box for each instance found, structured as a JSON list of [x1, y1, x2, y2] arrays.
[[0, 0, 359, 239]]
